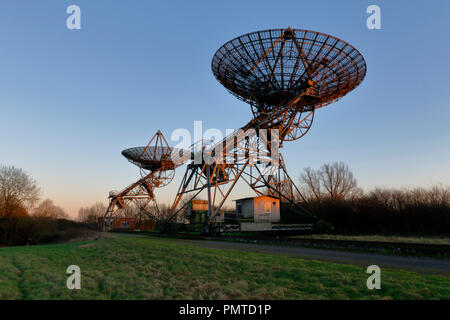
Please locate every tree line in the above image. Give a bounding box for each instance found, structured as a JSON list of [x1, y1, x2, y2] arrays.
[[0, 165, 92, 246], [2, 162, 449, 244], [297, 162, 450, 235], [0, 166, 69, 219]]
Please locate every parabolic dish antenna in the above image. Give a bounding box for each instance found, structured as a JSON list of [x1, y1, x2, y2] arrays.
[[122, 146, 186, 172], [212, 28, 366, 114], [103, 130, 188, 227]]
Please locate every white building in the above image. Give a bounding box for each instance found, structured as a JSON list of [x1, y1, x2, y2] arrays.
[[235, 195, 280, 223]]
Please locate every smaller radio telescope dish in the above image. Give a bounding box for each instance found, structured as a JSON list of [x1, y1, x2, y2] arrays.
[[103, 130, 189, 225], [122, 130, 188, 188]]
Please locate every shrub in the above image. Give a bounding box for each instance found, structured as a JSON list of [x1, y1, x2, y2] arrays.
[[0, 217, 94, 246]]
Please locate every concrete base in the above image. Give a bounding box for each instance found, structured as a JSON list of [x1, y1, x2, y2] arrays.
[[240, 222, 272, 232]]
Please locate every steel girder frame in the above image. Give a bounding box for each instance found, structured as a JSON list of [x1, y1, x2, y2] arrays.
[[103, 171, 162, 230], [103, 130, 181, 230], [170, 159, 249, 222], [169, 150, 315, 224], [169, 94, 319, 223]]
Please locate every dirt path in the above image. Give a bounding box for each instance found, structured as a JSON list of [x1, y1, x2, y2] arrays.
[[174, 239, 450, 275]]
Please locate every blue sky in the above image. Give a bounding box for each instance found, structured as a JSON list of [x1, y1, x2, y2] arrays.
[[0, 0, 449, 217]]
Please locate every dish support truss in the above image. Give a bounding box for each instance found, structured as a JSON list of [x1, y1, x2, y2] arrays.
[[103, 171, 159, 230], [103, 131, 176, 229], [169, 92, 319, 223]]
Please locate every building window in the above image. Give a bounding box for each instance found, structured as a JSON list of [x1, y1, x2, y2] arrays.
[[121, 221, 130, 228], [265, 202, 271, 213]]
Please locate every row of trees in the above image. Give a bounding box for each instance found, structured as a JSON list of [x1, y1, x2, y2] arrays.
[[78, 202, 106, 224], [298, 161, 450, 205], [0, 166, 68, 219], [297, 162, 450, 234], [0, 165, 174, 226], [0, 165, 82, 246]]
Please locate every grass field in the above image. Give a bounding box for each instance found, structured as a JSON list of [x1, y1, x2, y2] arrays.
[[0, 235, 448, 300]]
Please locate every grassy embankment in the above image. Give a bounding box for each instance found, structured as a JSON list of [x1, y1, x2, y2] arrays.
[[0, 235, 448, 299]]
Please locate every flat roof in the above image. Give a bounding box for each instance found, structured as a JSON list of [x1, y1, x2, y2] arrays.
[[234, 195, 279, 201]]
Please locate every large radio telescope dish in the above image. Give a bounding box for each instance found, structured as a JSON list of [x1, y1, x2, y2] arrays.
[[212, 28, 367, 114]]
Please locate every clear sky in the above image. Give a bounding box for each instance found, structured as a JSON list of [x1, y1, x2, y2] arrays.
[[1, 0, 449, 218]]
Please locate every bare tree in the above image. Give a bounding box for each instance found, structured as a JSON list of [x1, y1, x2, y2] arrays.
[[299, 167, 322, 200], [0, 166, 40, 218], [78, 202, 106, 223], [320, 162, 360, 200], [33, 199, 68, 219], [299, 162, 361, 201]]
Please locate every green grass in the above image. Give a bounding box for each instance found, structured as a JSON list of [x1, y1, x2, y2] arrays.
[[0, 236, 448, 300]]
